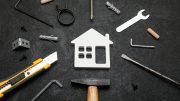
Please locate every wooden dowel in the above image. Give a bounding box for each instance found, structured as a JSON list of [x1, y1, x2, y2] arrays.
[[147, 28, 160, 39]]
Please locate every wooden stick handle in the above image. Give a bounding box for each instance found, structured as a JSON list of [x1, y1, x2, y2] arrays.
[[147, 28, 160, 39], [40, 0, 53, 4], [87, 86, 98, 101]]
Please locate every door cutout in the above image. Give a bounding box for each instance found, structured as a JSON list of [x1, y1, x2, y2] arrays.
[[96, 46, 106, 64]]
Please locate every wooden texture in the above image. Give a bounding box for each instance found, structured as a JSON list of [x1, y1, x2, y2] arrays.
[[87, 86, 98, 101], [40, 0, 53, 4], [147, 28, 160, 39]]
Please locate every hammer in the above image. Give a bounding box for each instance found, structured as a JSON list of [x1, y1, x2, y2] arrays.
[[71, 78, 110, 101]]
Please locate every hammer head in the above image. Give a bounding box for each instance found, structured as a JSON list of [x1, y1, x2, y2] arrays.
[[71, 78, 110, 86]]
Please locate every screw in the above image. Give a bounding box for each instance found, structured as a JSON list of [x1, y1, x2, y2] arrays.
[[106, 1, 120, 14]]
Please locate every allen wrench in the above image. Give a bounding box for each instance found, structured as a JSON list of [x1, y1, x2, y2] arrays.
[[31, 80, 63, 101], [14, 0, 53, 28], [121, 54, 180, 88], [130, 38, 155, 48]]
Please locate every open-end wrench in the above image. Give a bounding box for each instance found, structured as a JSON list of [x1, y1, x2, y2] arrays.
[[116, 9, 150, 32]]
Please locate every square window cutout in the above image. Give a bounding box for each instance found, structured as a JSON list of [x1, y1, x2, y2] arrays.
[[79, 46, 84, 51], [86, 47, 92, 51], [86, 53, 92, 59], [79, 53, 84, 58]]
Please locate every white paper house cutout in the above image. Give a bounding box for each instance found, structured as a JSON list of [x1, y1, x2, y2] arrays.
[[71, 28, 113, 69]]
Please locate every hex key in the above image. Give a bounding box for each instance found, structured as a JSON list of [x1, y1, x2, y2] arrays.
[[14, 0, 53, 28], [31, 80, 63, 101]]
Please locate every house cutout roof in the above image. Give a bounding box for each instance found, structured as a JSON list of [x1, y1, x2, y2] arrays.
[[71, 28, 113, 45]]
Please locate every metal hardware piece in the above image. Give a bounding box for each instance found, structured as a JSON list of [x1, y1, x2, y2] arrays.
[[116, 9, 150, 32], [106, 1, 120, 14], [90, 0, 94, 20], [31, 80, 63, 101], [56, 5, 75, 26], [39, 35, 58, 41], [130, 38, 155, 48], [14, 0, 53, 28], [121, 54, 180, 87], [12, 38, 30, 50]]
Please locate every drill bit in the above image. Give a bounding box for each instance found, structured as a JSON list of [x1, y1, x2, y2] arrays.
[[121, 54, 180, 87]]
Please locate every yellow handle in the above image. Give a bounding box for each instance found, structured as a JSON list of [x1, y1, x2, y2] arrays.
[[0, 93, 4, 99], [0, 58, 43, 98]]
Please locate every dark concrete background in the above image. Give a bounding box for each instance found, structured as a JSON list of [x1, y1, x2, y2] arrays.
[[0, 0, 180, 101]]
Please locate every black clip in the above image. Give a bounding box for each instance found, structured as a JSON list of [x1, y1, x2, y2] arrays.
[[56, 5, 75, 26]]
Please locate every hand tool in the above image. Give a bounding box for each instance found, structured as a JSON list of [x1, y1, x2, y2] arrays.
[[31, 80, 63, 101], [39, 35, 58, 42], [130, 38, 155, 48], [12, 38, 30, 50], [40, 0, 54, 5], [147, 28, 160, 39], [56, 5, 75, 26], [106, 1, 120, 14], [116, 9, 150, 32], [121, 54, 180, 87], [0, 52, 58, 99], [71, 78, 110, 101], [14, 0, 53, 28], [90, 0, 94, 20]]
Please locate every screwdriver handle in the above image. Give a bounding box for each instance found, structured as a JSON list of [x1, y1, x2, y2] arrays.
[[87, 86, 98, 101]]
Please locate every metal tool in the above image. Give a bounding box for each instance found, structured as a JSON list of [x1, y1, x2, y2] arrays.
[[14, 0, 53, 28], [116, 9, 150, 32], [105, 1, 120, 14], [31, 80, 63, 101], [39, 35, 58, 41], [130, 38, 155, 48], [121, 54, 180, 87], [90, 0, 94, 20], [56, 5, 75, 26], [71, 78, 110, 101], [12, 38, 30, 50], [0, 52, 58, 99]]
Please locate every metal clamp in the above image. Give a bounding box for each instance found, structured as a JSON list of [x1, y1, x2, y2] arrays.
[[56, 5, 75, 26], [31, 80, 63, 101]]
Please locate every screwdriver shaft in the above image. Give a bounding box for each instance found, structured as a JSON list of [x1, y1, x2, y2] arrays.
[[121, 54, 180, 87]]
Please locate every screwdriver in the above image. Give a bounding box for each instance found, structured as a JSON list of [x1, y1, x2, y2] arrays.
[[121, 54, 180, 87]]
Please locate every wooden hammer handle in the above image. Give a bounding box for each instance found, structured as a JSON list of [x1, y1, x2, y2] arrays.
[[87, 86, 98, 101]]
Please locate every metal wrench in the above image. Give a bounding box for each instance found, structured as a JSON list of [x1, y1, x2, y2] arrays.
[[116, 9, 150, 32]]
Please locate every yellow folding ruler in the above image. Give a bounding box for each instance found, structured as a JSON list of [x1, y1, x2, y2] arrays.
[[0, 52, 58, 99]]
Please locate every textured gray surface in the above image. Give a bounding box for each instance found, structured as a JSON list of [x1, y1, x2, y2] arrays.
[[0, 0, 180, 101]]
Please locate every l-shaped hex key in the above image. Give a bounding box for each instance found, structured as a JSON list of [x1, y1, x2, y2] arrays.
[[31, 80, 63, 101], [14, 0, 53, 28]]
